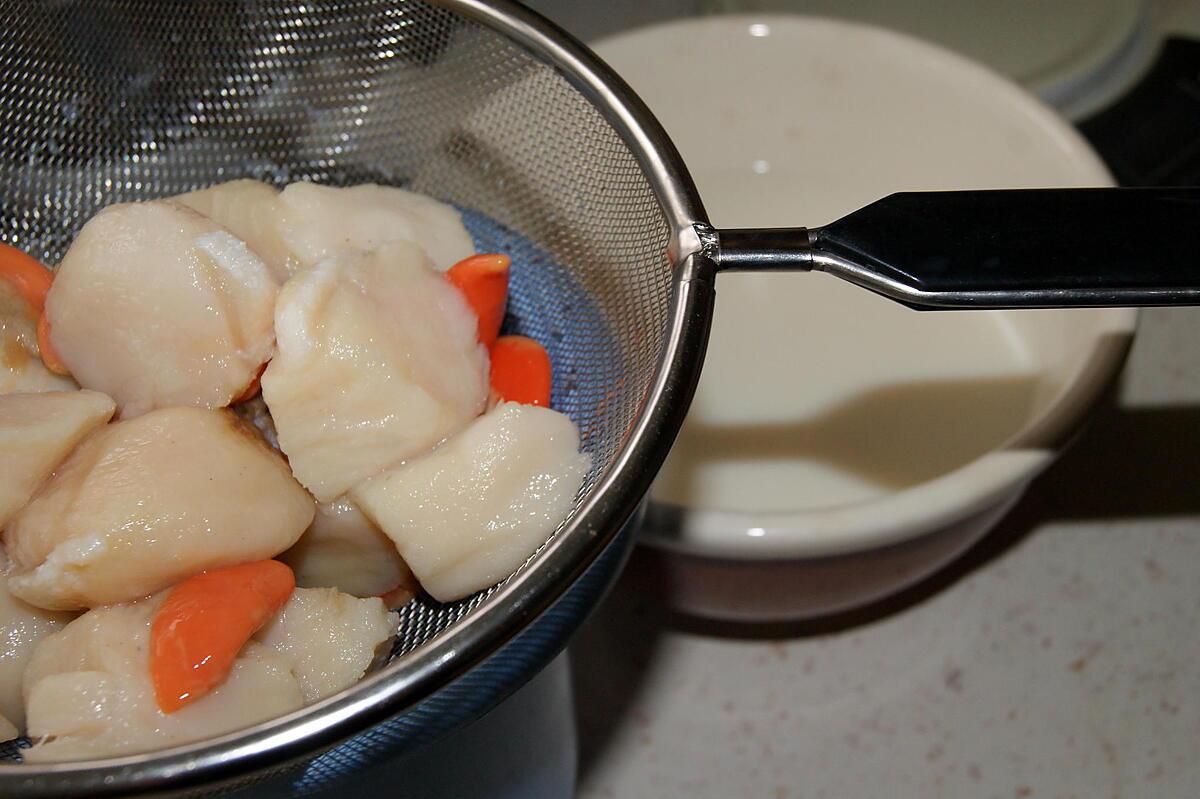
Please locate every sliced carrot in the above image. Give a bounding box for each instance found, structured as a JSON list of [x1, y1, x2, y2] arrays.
[[36, 313, 70, 376], [445, 254, 510, 349], [0, 243, 54, 315], [489, 335, 552, 407], [150, 560, 295, 714]]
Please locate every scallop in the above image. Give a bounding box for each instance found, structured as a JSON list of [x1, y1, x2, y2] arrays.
[[0, 546, 73, 736], [175, 179, 299, 282], [351, 402, 590, 602], [176, 180, 474, 278], [0, 390, 115, 529], [280, 497, 417, 601], [0, 281, 75, 396], [276, 182, 475, 272], [21, 596, 304, 762], [4, 407, 314, 610], [262, 243, 488, 502], [0, 357, 72, 396], [22, 584, 397, 761], [45, 200, 279, 418], [255, 587, 398, 703]]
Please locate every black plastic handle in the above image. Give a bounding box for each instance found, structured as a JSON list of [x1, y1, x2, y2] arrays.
[[715, 188, 1200, 309]]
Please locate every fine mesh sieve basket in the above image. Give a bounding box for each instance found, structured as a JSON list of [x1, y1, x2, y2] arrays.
[[3, 0, 1200, 795], [0, 1, 711, 795]]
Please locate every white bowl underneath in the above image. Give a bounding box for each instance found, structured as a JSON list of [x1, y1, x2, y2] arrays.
[[594, 15, 1137, 620]]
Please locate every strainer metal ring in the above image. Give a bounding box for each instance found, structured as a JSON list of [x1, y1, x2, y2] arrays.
[[0, 0, 715, 795]]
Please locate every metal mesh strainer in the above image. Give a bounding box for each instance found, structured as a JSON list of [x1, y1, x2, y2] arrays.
[[0, 0, 710, 795], [4, 0, 1200, 794]]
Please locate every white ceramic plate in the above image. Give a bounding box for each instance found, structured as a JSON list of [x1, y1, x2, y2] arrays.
[[595, 16, 1136, 562], [696, 0, 1159, 118]]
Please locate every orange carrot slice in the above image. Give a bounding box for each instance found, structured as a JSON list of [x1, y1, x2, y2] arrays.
[[489, 335, 552, 407], [0, 243, 53, 315], [36, 313, 70, 376], [445, 254, 510, 349], [150, 560, 295, 714]]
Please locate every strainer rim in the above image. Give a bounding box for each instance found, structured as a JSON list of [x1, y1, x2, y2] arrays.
[[0, 0, 712, 795]]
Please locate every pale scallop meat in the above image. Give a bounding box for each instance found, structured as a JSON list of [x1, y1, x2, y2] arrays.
[[0, 546, 73, 735], [45, 200, 279, 417], [0, 390, 115, 529], [262, 243, 488, 502], [4, 407, 314, 610], [0, 355, 73, 396], [255, 587, 398, 703], [276, 182, 475, 272], [175, 179, 299, 282], [280, 497, 417, 600], [352, 402, 590, 602], [21, 597, 304, 762]]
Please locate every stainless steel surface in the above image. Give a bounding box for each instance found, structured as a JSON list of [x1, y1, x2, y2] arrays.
[[706, 226, 813, 271], [805, 250, 1200, 309], [709, 224, 1200, 308], [0, 0, 711, 794]]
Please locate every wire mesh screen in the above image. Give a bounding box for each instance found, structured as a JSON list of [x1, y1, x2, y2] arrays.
[[0, 0, 674, 771]]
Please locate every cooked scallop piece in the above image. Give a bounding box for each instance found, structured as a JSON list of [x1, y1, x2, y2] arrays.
[[0, 714, 14, 742], [276, 182, 475, 272], [0, 546, 73, 735], [352, 402, 590, 602], [0, 390, 115, 529], [22, 597, 304, 762], [262, 243, 488, 502], [175, 179, 299, 282], [176, 181, 475, 278], [280, 498, 417, 601], [0, 354, 73, 395], [0, 281, 75, 395], [255, 587, 398, 703], [45, 200, 279, 418], [4, 407, 314, 610]]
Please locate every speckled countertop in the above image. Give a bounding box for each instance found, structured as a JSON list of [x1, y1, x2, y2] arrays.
[[570, 308, 1200, 798], [545, 3, 1200, 798]]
